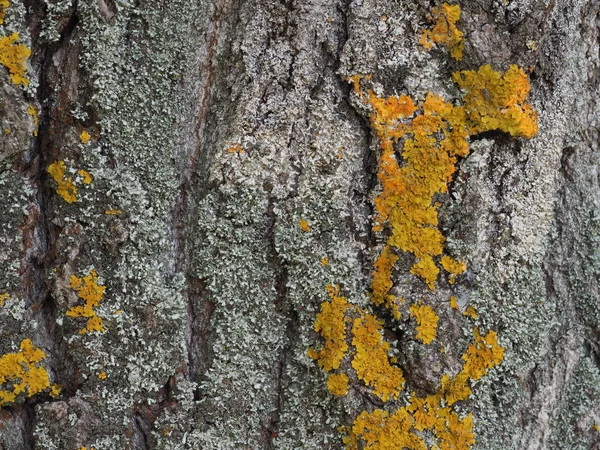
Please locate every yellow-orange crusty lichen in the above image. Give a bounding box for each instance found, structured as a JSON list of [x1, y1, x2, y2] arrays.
[[461, 327, 504, 380], [98, 371, 107, 380], [371, 245, 398, 309], [27, 105, 38, 136], [0, 32, 30, 86], [50, 383, 61, 398], [327, 372, 349, 397], [463, 305, 478, 319], [80, 130, 91, 144], [320, 256, 329, 266], [351, 314, 405, 401], [227, 143, 243, 154], [0, 293, 9, 307], [105, 209, 122, 215], [409, 302, 439, 344], [66, 269, 106, 334], [349, 408, 426, 450], [450, 295, 459, 310], [77, 169, 93, 185], [0, 339, 51, 406], [299, 219, 311, 232], [420, 2, 464, 60], [48, 161, 78, 203], [308, 285, 350, 372], [452, 64, 538, 138], [0, 0, 9, 25], [440, 255, 466, 284]]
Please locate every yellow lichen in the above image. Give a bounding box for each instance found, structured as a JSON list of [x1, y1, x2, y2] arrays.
[[0, 339, 51, 406], [66, 269, 106, 334], [48, 161, 78, 203], [98, 371, 107, 380], [0, 292, 9, 307], [299, 219, 311, 232], [0, 0, 8, 25], [371, 245, 398, 307], [308, 285, 350, 372], [420, 2, 464, 60], [351, 314, 405, 401], [27, 105, 38, 136], [227, 143, 243, 154], [50, 383, 61, 398], [320, 256, 329, 266], [0, 32, 30, 86], [461, 327, 504, 380], [327, 372, 349, 397], [462, 305, 478, 319], [77, 169, 93, 185], [80, 130, 91, 144], [105, 209, 122, 215], [440, 255, 466, 284], [449, 295, 458, 310], [452, 64, 538, 139], [409, 302, 439, 344], [350, 408, 426, 450]]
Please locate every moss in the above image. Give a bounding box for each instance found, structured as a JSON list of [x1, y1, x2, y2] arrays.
[[0, 339, 51, 406], [0, 32, 30, 86]]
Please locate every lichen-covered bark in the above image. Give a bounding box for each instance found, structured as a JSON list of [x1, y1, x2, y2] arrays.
[[0, 0, 598, 449]]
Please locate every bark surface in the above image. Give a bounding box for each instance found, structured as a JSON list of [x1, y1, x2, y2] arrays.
[[0, 0, 598, 449]]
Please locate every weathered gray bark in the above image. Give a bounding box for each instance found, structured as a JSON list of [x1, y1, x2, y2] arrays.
[[0, 0, 598, 449]]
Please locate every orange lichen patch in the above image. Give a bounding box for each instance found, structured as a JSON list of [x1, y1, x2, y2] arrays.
[[0, 339, 51, 406], [371, 245, 398, 307], [440, 372, 472, 405], [320, 256, 329, 266], [105, 209, 122, 215], [420, 2, 464, 60], [462, 305, 478, 319], [368, 91, 469, 290], [50, 383, 61, 398], [0, 293, 9, 306], [351, 314, 404, 401], [0, 0, 8, 25], [3, 128, 10, 134], [450, 295, 458, 310], [461, 328, 504, 380], [98, 371, 107, 380], [299, 219, 311, 232], [440, 255, 466, 284], [337, 147, 344, 159], [308, 285, 350, 372], [409, 302, 439, 344], [66, 269, 106, 334], [327, 372, 349, 396], [27, 105, 38, 136], [594, 424, 600, 432], [0, 32, 30, 86], [407, 392, 475, 450], [77, 169, 93, 185], [48, 161, 78, 203], [227, 143, 243, 154], [349, 408, 426, 450], [80, 130, 91, 144], [452, 64, 538, 138]]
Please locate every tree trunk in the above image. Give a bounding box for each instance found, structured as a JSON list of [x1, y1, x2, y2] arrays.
[[0, 0, 598, 449]]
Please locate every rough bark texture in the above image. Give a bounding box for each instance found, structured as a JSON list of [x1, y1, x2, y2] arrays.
[[0, 0, 598, 449]]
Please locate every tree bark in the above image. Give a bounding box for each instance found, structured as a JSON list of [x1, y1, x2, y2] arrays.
[[0, 0, 598, 449]]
